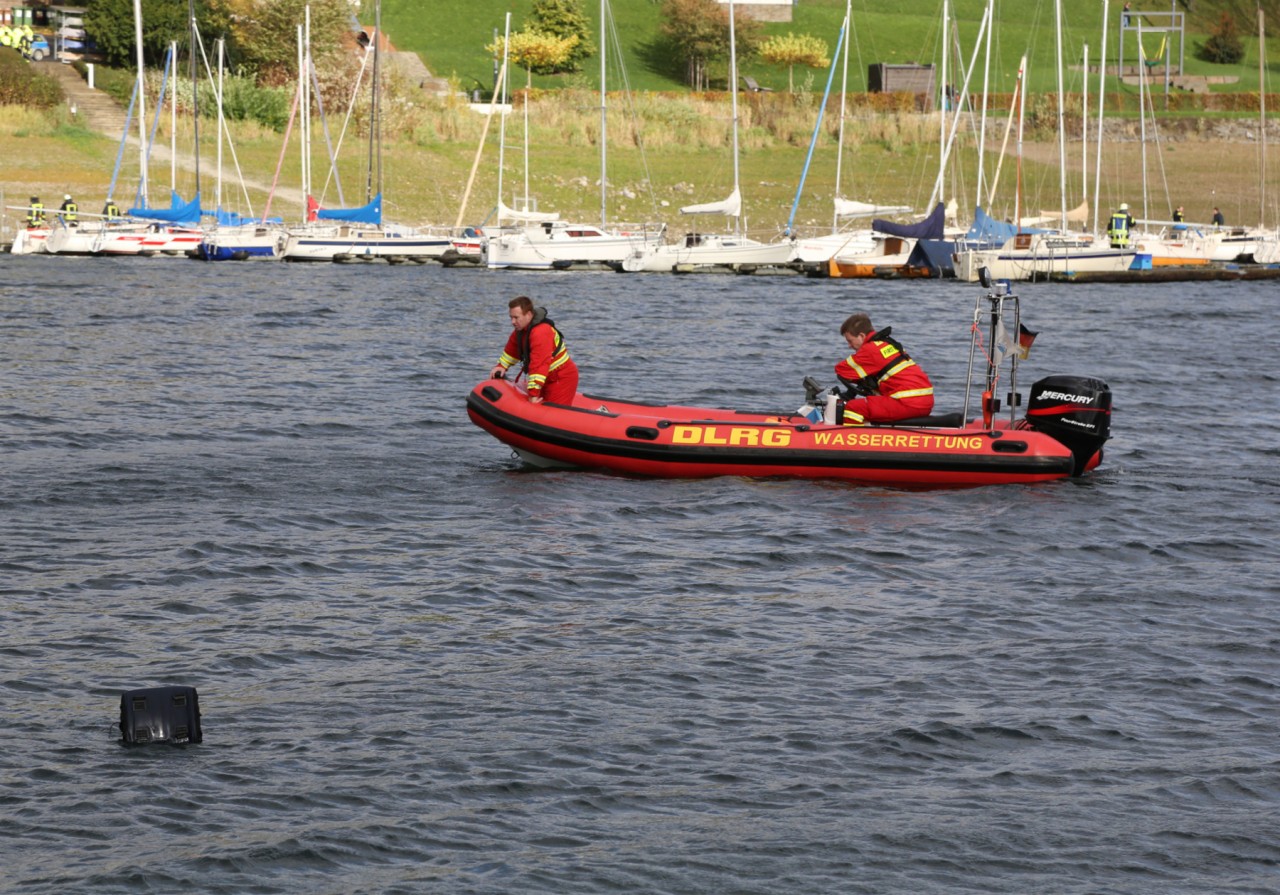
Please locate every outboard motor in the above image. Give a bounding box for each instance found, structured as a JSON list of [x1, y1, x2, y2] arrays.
[[1026, 375, 1112, 476]]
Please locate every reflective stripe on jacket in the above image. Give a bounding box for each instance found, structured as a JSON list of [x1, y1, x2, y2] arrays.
[[835, 329, 934, 403]]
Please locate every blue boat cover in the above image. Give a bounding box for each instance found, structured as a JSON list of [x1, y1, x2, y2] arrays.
[[314, 193, 382, 225], [128, 190, 203, 225], [213, 209, 283, 226], [873, 202, 946, 239], [964, 206, 1049, 242]]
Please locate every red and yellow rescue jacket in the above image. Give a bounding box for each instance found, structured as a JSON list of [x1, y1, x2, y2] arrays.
[[834, 328, 934, 403], [497, 310, 574, 399]]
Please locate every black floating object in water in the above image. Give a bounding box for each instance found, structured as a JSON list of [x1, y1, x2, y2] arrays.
[[119, 686, 202, 745]]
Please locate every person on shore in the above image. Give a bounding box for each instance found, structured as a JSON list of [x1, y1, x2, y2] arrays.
[[834, 313, 934, 426], [1212, 207, 1225, 227], [490, 296, 579, 406], [1108, 203, 1134, 248], [58, 194, 78, 227], [25, 196, 45, 228]]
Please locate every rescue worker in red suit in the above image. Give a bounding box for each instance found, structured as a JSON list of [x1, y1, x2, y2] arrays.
[[834, 312, 934, 425], [490, 295, 579, 405]]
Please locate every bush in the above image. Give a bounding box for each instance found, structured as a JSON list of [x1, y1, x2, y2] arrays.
[[0, 54, 64, 108], [1200, 12, 1245, 65]]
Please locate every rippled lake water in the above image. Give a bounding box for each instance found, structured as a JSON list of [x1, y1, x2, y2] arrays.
[[2, 256, 1278, 894]]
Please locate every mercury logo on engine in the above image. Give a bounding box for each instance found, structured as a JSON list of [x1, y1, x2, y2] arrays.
[[1039, 391, 1094, 404], [671, 426, 792, 447]]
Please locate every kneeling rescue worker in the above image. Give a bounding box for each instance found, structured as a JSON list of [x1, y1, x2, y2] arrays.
[[834, 313, 934, 425], [491, 295, 579, 406]]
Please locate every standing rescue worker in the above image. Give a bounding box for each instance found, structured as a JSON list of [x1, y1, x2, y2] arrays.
[[834, 313, 934, 426], [26, 196, 45, 227], [1107, 203, 1134, 248], [102, 199, 122, 220], [490, 295, 579, 406], [1172, 205, 1185, 225], [58, 193, 77, 226]]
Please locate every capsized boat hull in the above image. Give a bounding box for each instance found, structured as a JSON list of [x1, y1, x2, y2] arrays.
[[467, 380, 1103, 487]]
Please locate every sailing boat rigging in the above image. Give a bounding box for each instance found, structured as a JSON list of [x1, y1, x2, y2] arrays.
[[282, 0, 450, 262], [484, 0, 666, 270], [622, 0, 795, 272]]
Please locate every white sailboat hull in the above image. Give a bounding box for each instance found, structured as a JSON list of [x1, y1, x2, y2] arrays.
[[282, 225, 452, 261], [953, 234, 1135, 281], [622, 233, 797, 272], [10, 228, 50, 254], [486, 224, 664, 270]]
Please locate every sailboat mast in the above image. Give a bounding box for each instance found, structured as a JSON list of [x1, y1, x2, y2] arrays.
[[976, 0, 993, 211], [367, 0, 382, 203], [189, 0, 200, 199], [1260, 6, 1267, 228], [1092, 0, 1109, 235], [600, 0, 607, 227], [729, 0, 741, 238], [134, 0, 147, 206], [1055, 0, 1067, 228], [833, 0, 851, 233], [1015, 56, 1026, 233]]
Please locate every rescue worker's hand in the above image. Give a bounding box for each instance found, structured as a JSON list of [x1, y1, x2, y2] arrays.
[[490, 365, 506, 379], [529, 395, 543, 404]]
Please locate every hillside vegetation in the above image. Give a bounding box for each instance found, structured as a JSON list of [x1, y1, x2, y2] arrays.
[[389, 0, 1280, 97]]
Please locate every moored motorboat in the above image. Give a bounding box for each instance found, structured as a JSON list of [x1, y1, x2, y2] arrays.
[[468, 273, 1112, 488]]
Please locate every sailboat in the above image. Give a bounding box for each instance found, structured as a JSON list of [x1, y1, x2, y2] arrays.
[[484, 0, 665, 270], [792, 0, 948, 277], [282, 1, 451, 262], [952, 7, 1136, 283], [621, 0, 795, 272]]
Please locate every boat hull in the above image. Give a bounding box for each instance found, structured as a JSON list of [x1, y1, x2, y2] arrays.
[[467, 380, 1097, 488]]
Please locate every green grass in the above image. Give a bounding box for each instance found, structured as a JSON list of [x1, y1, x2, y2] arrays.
[[382, 0, 1280, 98]]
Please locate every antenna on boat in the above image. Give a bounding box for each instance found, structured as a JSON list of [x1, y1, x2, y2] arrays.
[[963, 267, 1021, 429]]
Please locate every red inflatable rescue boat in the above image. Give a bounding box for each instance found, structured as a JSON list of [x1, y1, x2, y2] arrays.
[[467, 276, 1112, 488]]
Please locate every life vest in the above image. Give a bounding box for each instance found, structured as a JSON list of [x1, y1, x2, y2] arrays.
[[61, 200, 78, 223], [27, 202, 45, 226], [1107, 212, 1131, 247], [516, 309, 570, 376], [842, 328, 932, 400]]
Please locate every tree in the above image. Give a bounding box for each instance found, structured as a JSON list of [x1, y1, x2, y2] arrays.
[[758, 33, 829, 93], [527, 0, 594, 74], [85, 0, 211, 69], [1199, 12, 1245, 64], [659, 0, 761, 90], [215, 0, 356, 86], [487, 31, 579, 85]]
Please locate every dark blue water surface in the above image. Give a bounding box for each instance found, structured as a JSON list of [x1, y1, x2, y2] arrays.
[[2, 257, 1278, 894]]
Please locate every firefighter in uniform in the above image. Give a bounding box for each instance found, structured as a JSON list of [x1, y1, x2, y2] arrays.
[[490, 295, 579, 406], [1108, 203, 1134, 248], [26, 196, 45, 228], [1172, 205, 1185, 224], [59, 193, 78, 226], [835, 313, 935, 426], [102, 199, 122, 221]]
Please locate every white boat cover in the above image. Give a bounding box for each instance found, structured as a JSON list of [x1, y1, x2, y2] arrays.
[[835, 198, 912, 218], [681, 189, 741, 217], [497, 200, 560, 223]]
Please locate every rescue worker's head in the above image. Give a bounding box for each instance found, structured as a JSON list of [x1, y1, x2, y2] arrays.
[[508, 295, 535, 331], [840, 312, 874, 352], [1119, 202, 1129, 211], [30, 196, 39, 204], [64, 194, 72, 201]]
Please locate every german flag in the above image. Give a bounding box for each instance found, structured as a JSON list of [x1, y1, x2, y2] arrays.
[[1017, 323, 1038, 360]]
